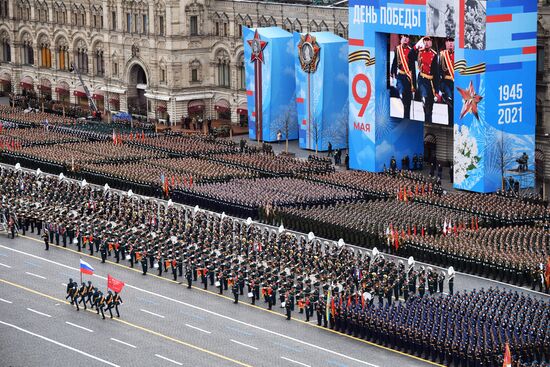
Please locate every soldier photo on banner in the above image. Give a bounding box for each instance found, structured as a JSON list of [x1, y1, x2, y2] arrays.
[[389, 34, 454, 126]]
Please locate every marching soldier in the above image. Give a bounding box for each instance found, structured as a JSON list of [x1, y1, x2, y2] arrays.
[[416, 36, 439, 124], [104, 291, 115, 318], [110, 291, 123, 318], [95, 291, 106, 319], [65, 278, 78, 310], [78, 282, 88, 310], [391, 34, 417, 119]]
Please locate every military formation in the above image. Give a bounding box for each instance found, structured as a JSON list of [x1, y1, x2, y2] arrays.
[[65, 279, 123, 319], [1, 165, 549, 366]]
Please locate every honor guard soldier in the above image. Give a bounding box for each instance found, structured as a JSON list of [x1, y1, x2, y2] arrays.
[[232, 277, 239, 304], [391, 34, 417, 119], [100, 241, 108, 263], [284, 292, 292, 320], [448, 266, 455, 295], [110, 291, 123, 318], [66, 278, 78, 309], [439, 37, 455, 124], [104, 291, 115, 318], [78, 282, 88, 310], [85, 281, 94, 306], [96, 291, 106, 319], [416, 36, 439, 124]]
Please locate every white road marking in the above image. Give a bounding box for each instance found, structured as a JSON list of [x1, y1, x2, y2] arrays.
[[140, 308, 165, 318], [25, 272, 46, 279], [0, 298, 12, 304], [110, 338, 137, 349], [0, 244, 382, 366], [230, 339, 258, 350], [26, 307, 52, 318], [65, 321, 93, 333], [185, 323, 211, 334], [281, 356, 311, 367], [61, 283, 67, 286], [155, 354, 183, 366], [0, 262, 12, 268], [0, 320, 119, 367]]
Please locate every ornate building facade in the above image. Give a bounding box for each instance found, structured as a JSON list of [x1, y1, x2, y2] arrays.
[[0, 0, 548, 196], [0, 0, 347, 124]]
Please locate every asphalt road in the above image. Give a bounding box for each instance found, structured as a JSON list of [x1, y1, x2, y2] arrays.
[[0, 232, 547, 367]]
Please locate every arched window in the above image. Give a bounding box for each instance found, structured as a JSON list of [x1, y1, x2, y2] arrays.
[[91, 5, 104, 29], [17, 0, 31, 21], [159, 60, 167, 84], [189, 59, 201, 83], [37, 1, 49, 23], [309, 20, 319, 32], [0, 32, 10, 62], [93, 42, 104, 76], [39, 35, 52, 68], [335, 22, 347, 39], [216, 49, 230, 88], [186, 2, 203, 36], [54, 2, 67, 24], [293, 19, 302, 33], [268, 16, 277, 27], [21, 33, 33, 65], [74, 39, 88, 74], [283, 18, 292, 33], [237, 53, 245, 90], [56, 37, 69, 70], [319, 21, 329, 32], [258, 16, 268, 28]]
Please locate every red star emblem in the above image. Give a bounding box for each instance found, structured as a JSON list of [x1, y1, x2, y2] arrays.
[[457, 81, 483, 120], [247, 30, 268, 64]]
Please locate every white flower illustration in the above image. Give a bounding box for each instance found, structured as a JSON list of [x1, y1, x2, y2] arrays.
[[454, 124, 481, 185]]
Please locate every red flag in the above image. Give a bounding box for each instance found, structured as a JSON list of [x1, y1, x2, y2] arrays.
[[330, 297, 335, 317], [141, 130, 145, 142], [189, 176, 193, 187], [502, 342, 512, 367], [107, 274, 125, 293], [421, 227, 425, 237], [413, 225, 417, 236]]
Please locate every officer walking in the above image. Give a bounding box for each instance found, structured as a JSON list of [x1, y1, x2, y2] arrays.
[[43, 229, 49, 251]]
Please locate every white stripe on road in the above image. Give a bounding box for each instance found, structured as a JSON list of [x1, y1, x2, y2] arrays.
[[281, 356, 311, 367], [0, 262, 12, 268], [140, 309, 165, 318], [26, 308, 52, 318], [25, 272, 46, 279], [110, 338, 137, 349], [0, 298, 12, 304], [65, 321, 93, 333], [230, 339, 258, 350], [155, 354, 183, 366], [0, 244, 380, 367], [0, 320, 119, 367], [185, 323, 211, 334]]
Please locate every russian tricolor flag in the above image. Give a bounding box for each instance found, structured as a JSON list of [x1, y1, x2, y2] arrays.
[[79, 259, 95, 275]]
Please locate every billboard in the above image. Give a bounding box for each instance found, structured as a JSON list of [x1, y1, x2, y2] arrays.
[[243, 27, 298, 142], [294, 32, 349, 151], [348, 0, 537, 192]]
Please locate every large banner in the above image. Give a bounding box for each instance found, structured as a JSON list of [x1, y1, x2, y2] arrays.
[[348, 0, 537, 192], [294, 32, 349, 151], [243, 27, 298, 142]]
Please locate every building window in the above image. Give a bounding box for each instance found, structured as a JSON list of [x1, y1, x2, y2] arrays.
[[94, 50, 104, 76], [216, 50, 230, 87], [159, 16, 164, 36], [0, 36, 10, 63], [238, 24, 243, 37], [111, 11, 116, 30], [126, 13, 131, 33], [57, 45, 68, 70], [0, 0, 9, 19], [40, 43, 52, 68], [191, 68, 198, 82], [238, 59, 245, 90], [160, 68, 166, 83], [22, 41, 34, 65], [133, 13, 138, 33], [142, 14, 147, 34], [190, 15, 198, 36], [74, 42, 89, 74], [113, 62, 118, 76]]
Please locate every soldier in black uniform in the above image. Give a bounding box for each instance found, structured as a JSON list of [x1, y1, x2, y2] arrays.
[[96, 291, 106, 319], [232, 279, 239, 304], [185, 262, 193, 289], [100, 241, 107, 263], [77, 282, 88, 310], [140, 252, 148, 275], [104, 291, 115, 318], [42, 229, 49, 251]]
